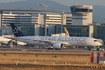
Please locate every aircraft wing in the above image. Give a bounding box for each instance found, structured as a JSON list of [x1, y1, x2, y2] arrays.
[[33, 40, 54, 44], [6, 37, 53, 44], [4, 37, 18, 40], [4, 37, 53, 43], [33, 40, 70, 46]]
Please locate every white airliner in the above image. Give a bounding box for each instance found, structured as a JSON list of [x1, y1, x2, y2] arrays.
[[0, 36, 26, 46], [8, 23, 103, 49], [0, 36, 11, 44]]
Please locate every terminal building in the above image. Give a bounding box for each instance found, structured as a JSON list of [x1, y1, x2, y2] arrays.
[[0, 6, 105, 44], [1, 12, 72, 36]]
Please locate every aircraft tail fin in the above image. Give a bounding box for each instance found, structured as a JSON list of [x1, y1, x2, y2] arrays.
[[64, 27, 69, 36], [10, 23, 24, 37]]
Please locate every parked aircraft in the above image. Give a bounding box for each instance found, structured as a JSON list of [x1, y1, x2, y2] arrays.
[[7, 23, 103, 50], [0, 35, 26, 46], [0, 36, 11, 45]]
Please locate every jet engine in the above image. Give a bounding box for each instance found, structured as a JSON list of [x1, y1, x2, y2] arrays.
[[53, 42, 62, 50]]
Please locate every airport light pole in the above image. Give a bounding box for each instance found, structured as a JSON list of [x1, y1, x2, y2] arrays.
[[39, 4, 48, 36], [61, 12, 64, 36], [39, 4, 48, 10]]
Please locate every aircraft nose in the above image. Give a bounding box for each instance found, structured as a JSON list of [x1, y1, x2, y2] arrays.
[[100, 41, 104, 46], [99, 42, 103, 46], [95, 42, 103, 46], [96, 39, 104, 46]]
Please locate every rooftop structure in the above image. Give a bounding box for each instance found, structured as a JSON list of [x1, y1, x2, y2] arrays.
[[70, 5, 93, 25]]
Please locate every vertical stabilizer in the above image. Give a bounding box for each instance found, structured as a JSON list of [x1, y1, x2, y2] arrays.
[[10, 23, 24, 37], [64, 27, 69, 36]]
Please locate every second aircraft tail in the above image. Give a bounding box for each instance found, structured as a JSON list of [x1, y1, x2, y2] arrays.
[[10, 23, 24, 37], [64, 27, 69, 36]]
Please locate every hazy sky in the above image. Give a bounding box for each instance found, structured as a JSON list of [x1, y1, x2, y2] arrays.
[[52, 0, 105, 6], [0, 0, 24, 3], [53, 0, 105, 6], [0, 0, 105, 6]]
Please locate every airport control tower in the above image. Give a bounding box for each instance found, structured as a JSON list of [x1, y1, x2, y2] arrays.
[[70, 5, 93, 25]]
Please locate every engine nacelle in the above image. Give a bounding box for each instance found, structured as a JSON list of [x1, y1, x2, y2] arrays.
[[53, 42, 62, 49]]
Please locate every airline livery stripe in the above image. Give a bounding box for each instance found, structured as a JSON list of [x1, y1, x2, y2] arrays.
[[40, 37, 87, 42]]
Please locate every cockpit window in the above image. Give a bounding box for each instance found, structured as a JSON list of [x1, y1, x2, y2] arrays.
[[94, 40, 98, 42]]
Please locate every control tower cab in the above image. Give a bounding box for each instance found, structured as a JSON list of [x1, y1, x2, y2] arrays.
[[70, 5, 93, 25]]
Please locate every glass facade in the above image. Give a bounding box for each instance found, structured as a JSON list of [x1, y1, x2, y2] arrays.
[[72, 8, 92, 12], [55, 24, 62, 34], [40, 27, 45, 36], [63, 25, 89, 37], [93, 25, 105, 44], [55, 25, 89, 37], [19, 24, 34, 36], [0, 30, 2, 36]]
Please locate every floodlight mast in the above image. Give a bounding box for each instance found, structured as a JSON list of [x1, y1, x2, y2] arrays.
[[39, 4, 48, 36], [40, 4, 48, 10]]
